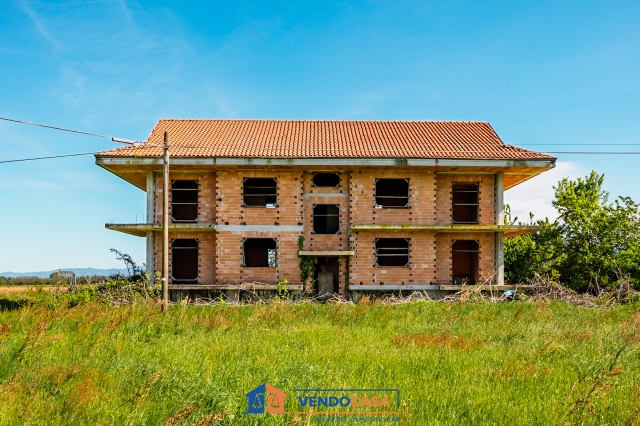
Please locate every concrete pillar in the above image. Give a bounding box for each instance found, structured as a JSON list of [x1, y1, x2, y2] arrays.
[[495, 172, 504, 225], [146, 172, 156, 283], [495, 173, 504, 285], [495, 233, 504, 285], [146, 231, 155, 283], [146, 171, 155, 223]]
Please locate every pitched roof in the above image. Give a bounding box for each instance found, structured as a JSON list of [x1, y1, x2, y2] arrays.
[[96, 119, 554, 160]]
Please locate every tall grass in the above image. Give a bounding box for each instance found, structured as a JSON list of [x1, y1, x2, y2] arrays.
[[0, 297, 639, 425]]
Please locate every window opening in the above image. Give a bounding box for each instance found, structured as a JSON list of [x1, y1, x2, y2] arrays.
[[243, 178, 277, 207], [171, 239, 199, 284], [375, 238, 410, 267], [452, 240, 479, 284], [452, 183, 479, 223], [244, 238, 277, 267], [376, 179, 409, 207], [313, 204, 340, 234], [312, 172, 340, 187], [171, 180, 199, 222]]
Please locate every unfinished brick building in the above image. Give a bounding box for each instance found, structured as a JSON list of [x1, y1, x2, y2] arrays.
[[96, 120, 555, 297]]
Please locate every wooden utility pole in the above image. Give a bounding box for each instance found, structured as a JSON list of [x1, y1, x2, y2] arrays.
[[162, 131, 170, 312]]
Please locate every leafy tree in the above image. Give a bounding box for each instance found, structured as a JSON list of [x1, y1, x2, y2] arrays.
[[504, 206, 561, 283], [505, 171, 640, 291]]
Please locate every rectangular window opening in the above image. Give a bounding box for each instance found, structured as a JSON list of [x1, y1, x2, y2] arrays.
[[243, 178, 277, 207], [171, 180, 198, 222], [376, 178, 409, 208], [452, 240, 479, 284], [312, 172, 340, 187], [313, 204, 340, 234], [452, 183, 479, 223], [244, 238, 277, 267], [375, 238, 410, 267], [171, 239, 199, 284]]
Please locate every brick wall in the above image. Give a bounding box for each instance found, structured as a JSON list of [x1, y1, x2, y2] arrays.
[[216, 170, 303, 226], [349, 171, 436, 225], [350, 231, 437, 286], [435, 232, 495, 284], [215, 230, 301, 284], [152, 231, 216, 284], [435, 174, 495, 224], [147, 168, 500, 288], [154, 172, 216, 224], [302, 171, 348, 252]]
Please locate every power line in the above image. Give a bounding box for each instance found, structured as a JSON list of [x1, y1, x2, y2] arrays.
[[0, 116, 140, 144], [523, 144, 640, 146], [0, 152, 96, 164], [545, 152, 640, 154], [2, 148, 640, 165]]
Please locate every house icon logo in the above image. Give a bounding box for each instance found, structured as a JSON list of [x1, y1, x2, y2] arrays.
[[243, 383, 288, 415]]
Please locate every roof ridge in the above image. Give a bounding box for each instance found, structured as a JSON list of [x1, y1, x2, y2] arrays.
[[157, 118, 491, 124]]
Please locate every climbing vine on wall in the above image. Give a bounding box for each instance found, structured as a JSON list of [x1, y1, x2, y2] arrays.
[[298, 236, 315, 283]]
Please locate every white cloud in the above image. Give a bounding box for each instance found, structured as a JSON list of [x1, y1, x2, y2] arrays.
[[18, 0, 62, 49], [505, 161, 587, 222]]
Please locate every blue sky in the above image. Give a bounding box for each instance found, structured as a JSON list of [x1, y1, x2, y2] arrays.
[[1, 0, 639, 272]]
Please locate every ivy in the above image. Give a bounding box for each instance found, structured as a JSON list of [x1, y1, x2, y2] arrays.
[[298, 236, 315, 283]]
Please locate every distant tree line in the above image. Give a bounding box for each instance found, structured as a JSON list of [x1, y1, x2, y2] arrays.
[[505, 171, 640, 291], [0, 275, 109, 286]]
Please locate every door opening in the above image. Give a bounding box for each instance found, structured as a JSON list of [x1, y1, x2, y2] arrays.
[[452, 240, 479, 284], [313, 257, 339, 296]]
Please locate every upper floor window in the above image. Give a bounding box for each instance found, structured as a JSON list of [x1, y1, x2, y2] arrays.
[[375, 238, 410, 267], [243, 238, 277, 267], [312, 172, 340, 187], [171, 239, 199, 284], [171, 180, 198, 222], [376, 178, 409, 208], [243, 178, 277, 207], [452, 183, 479, 223], [313, 204, 340, 234]]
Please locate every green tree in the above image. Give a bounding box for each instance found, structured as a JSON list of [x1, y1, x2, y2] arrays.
[[505, 171, 640, 291]]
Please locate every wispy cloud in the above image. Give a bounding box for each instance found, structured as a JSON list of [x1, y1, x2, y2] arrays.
[[505, 162, 587, 222], [18, 0, 62, 49]]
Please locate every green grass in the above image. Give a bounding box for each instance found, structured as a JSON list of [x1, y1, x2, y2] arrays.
[[1, 295, 639, 425]]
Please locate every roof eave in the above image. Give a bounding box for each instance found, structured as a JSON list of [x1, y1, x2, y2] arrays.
[[95, 155, 555, 168]]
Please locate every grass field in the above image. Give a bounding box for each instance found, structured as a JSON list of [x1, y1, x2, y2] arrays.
[[0, 292, 639, 425]]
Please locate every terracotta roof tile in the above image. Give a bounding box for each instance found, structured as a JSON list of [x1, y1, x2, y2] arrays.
[[97, 119, 554, 160]]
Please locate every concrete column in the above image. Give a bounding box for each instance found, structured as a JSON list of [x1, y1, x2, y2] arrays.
[[146, 171, 155, 223], [146, 171, 156, 283], [146, 231, 155, 283], [495, 173, 504, 285], [495, 233, 504, 285], [495, 172, 504, 225]]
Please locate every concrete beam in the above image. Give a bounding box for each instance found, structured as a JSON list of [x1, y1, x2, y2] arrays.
[[215, 225, 303, 233], [299, 251, 355, 256], [350, 285, 439, 291], [350, 224, 543, 236], [303, 193, 349, 198], [168, 284, 304, 291]]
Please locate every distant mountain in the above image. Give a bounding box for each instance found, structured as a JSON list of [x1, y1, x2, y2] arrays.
[[0, 268, 128, 278]]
